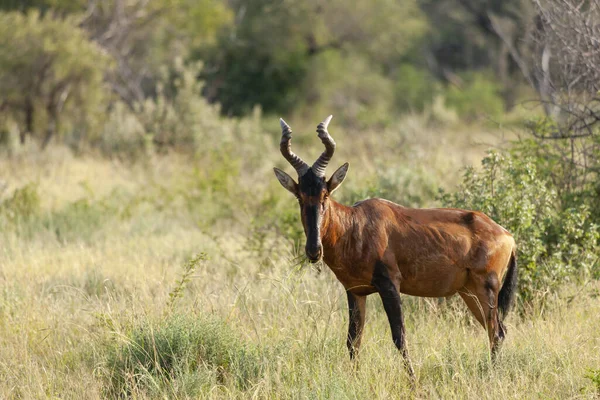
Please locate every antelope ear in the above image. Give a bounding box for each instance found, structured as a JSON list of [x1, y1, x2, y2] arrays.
[[273, 168, 298, 195], [327, 162, 349, 194]]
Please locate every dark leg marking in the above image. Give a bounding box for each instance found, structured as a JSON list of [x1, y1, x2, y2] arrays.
[[498, 320, 507, 342], [481, 273, 506, 359], [372, 260, 415, 378], [347, 292, 366, 359]]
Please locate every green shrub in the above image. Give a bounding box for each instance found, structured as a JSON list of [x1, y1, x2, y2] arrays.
[[510, 132, 600, 223], [1, 183, 137, 242], [43, 197, 111, 242], [244, 188, 304, 266], [95, 60, 249, 158], [96, 101, 148, 160], [0, 183, 41, 224], [586, 368, 600, 394], [443, 72, 504, 120], [340, 166, 439, 208], [102, 313, 262, 398], [440, 151, 599, 305], [394, 64, 437, 112], [299, 51, 395, 129]]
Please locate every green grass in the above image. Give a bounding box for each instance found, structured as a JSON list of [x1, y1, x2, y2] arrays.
[[0, 120, 598, 399], [100, 313, 262, 398]]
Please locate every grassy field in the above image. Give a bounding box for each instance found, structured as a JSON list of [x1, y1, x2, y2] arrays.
[[1, 118, 599, 399]]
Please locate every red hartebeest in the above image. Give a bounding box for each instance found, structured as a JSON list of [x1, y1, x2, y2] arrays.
[[273, 116, 518, 375]]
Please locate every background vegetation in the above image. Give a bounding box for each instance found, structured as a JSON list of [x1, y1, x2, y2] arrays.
[[0, 0, 599, 398]]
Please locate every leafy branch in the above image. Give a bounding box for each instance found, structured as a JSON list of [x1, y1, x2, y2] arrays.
[[166, 253, 207, 312]]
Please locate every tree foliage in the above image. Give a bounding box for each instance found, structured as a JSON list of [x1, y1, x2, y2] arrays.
[[199, 0, 427, 118], [0, 10, 112, 147], [441, 151, 600, 305], [81, 0, 231, 110], [0, 0, 599, 152], [0, 0, 85, 13]]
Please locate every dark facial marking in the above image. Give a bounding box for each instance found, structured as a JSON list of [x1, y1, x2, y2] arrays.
[[298, 168, 327, 196], [298, 169, 328, 262], [304, 204, 321, 258]]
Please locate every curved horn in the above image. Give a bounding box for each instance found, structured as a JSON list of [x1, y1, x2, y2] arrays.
[[312, 115, 335, 177], [280, 118, 309, 176]]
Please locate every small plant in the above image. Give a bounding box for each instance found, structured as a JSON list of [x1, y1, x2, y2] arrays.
[[585, 368, 600, 393], [0, 183, 40, 224], [166, 253, 207, 311], [244, 190, 304, 264], [102, 313, 262, 398]]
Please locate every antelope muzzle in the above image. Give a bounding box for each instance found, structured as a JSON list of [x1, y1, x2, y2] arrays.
[[304, 204, 323, 262], [305, 243, 323, 263]]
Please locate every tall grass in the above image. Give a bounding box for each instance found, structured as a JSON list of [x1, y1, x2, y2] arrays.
[[0, 117, 598, 398]]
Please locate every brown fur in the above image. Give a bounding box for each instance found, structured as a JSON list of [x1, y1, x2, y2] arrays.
[[320, 197, 516, 356]]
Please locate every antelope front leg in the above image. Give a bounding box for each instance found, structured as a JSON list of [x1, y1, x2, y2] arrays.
[[346, 292, 366, 359], [372, 261, 415, 379]]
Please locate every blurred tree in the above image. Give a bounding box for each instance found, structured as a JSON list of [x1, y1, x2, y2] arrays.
[[531, 0, 600, 129], [419, 0, 537, 110], [80, 0, 231, 110], [197, 0, 310, 116], [0, 10, 112, 147], [0, 0, 85, 13], [0, 0, 232, 113], [524, 0, 600, 220], [199, 0, 427, 117], [394, 64, 437, 112]]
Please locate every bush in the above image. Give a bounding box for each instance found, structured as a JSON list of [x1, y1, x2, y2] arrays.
[[510, 132, 600, 224], [102, 313, 262, 398], [299, 51, 395, 129], [340, 165, 439, 208], [96, 102, 148, 159], [440, 151, 599, 305], [394, 64, 437, 112], [443, 72, 504, 120], [1, 183, 134, 242], [586, 368, 600, 394], [139, 61, 227, 152], [0, 10, 112, 147], [0, 183, 41, 225], [42, 196, 114, 243]]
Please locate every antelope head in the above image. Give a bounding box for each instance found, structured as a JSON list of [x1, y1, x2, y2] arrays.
[[273, 116, 349, 263]]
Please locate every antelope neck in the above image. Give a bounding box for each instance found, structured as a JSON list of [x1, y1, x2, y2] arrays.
[[321, 199, 354, 250]]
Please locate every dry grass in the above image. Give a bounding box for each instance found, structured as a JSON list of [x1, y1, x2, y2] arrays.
[[0, 118, 598, 399]]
